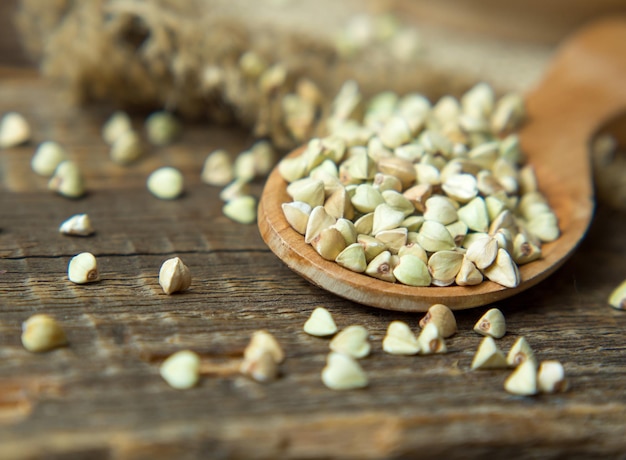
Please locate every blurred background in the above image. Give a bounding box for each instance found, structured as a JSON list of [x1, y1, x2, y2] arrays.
[[2, 0, 626, 152]]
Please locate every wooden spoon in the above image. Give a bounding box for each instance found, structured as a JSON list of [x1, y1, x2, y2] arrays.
[[258, 17, 626, 312]]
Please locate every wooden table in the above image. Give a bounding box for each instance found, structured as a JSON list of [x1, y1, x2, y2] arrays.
[[1, 17, 626, 460]]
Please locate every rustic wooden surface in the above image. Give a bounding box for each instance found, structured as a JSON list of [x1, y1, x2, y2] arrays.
[[1, 5, 626, 460]]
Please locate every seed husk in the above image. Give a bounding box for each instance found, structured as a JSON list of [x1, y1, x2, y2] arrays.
[[159, 257, 191, 295], [374, 172, 402, 192], [402, 216, 425, 232], [329, 80, 361, 121], [377, 156, 416, 189], [305, 206, 336, 244], [403, 184, 433, 212], [311, 227, 347, 261], [420, 129, 454, 158], [537, 360, 568, 393], [414, 163, 441, 186], [366, 250, 397, 283], [504, 360, 538, 396], [500, 134, 524, 164], [379, 116, 412, 149], [240, 332, 283, 383], [244, 330, 285, 364], [282, 201, 312, 235], [398, 241, 428, 264], [467, 142, 499, 171], [282, 94, 315, 141], [419, 303, 457, 338], [59, 213, 94, 237], [446, 220, 469, 246], [512, 232, 542, 265], [147, 167, 184, 200], [506, 337, 537, 368], [608, 279, 626, 310], [392, 254, 431, 286], [339, 147, 376, 183], [485, 195, 507, 222], [383, 321, 420, 355], [251, 140, 277, 177], [21, 314, 68, 353], [110, 130, 143, 165], [442, 173, 478, 203], [222, 193, 256, 224], [423, 196, 458, 225], [525, 211, 560, 243], [482, 248, 520, 288], [416, 221, 456, 252], [372, 203, 406, 235], [493, 158, 519, 195], [329, 325, 370, 359], [473, 308, 506, 339], [31, 141, 68, 176], [417, 322, 447, 354], [354, 212, 374, 235], [287, 177, 325, 208], [303, 307, 338, 337], [219, 178, 251, 203], [234, 150, 257, 182], [145, 111, 181, 146], [68, 252, 99, 284], [375, 228, 408, 254], [325, 187, 355, 220], [471, 336, 507, 370], [493, 228, 515, 254], [462, 82, 495, 119], [0, 111, 30, 148], [333, 218, 358, 245], [518, 165, 538, 195], [357, 234, 386, 262], [394, 143, 425, 163], [455, 257, 483, 286], [322, 352, 368, 390], [489, 210, 518, 236], [381, 190, 415, 216], [428, 250, 463, 286], [476, 170, 504, 196], [102, 111, 132, 145], [310, 161, 342, 195], [201, 149, 234, 186], [48, 161, 85, 199], [335, 243, 367, 273], [457, 197, 489, 233], [278, 156, 308, 183], [465, 235, 498, 270], [240, 349, 280, 383], [160, 350, 201, 389], [492, 93, 526, 135], [351, 184, 385, 213]]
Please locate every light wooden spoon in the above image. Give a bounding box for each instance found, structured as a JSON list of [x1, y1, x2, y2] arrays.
[[258, 17, 626, 312]]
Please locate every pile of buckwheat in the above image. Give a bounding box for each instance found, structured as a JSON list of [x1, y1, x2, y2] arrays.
[[278, 81, 559, 289]]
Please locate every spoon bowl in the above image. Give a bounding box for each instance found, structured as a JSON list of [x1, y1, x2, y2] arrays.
[[258, 18, 626, 311]]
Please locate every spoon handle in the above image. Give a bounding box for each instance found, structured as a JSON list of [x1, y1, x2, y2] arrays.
[[520, 17, 626, 268], [522, 17, 626, 188]]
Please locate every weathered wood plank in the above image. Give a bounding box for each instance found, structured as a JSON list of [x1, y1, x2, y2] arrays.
[[0, 54, 625, 460]]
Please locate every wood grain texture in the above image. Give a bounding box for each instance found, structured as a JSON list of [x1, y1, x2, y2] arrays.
[[1, 14, 626, 460], [258, 18, 626, 312]]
